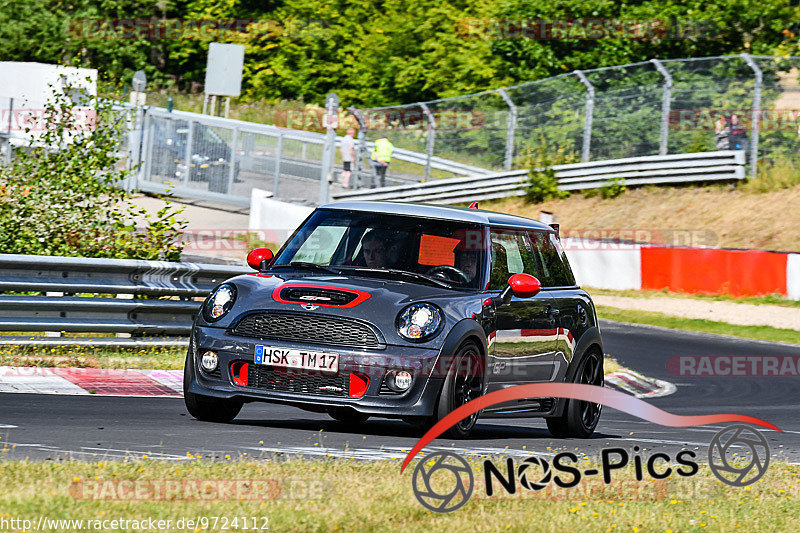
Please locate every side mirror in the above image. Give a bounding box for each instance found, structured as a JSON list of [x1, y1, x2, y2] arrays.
[[247, 248, 274, 271], [493, 273, 542, 307]]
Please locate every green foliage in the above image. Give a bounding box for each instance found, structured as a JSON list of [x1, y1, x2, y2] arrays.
[[0, 83, 187, 260], [599, 178, 626, 199], [741, 155, 800, 192], [520, 139, 576, 203], [1, 0, 799, 107]]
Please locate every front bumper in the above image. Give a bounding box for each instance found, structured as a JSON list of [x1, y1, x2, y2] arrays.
[[187, 326, 444, 417]]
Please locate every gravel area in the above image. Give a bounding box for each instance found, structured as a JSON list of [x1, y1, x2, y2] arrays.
[[594, 294, 800, 330]]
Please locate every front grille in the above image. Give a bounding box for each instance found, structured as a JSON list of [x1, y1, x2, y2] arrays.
[[247, 364, 349, 397], [279, 287, 358, 306], [231, 312, 381, 348]]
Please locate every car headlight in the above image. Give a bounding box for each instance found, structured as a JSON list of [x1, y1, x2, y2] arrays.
[[202, 284, 237, 322], [397, 303, 443, 342]]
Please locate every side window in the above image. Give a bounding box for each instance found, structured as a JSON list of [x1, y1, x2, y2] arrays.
[[489, 229, 525, 290], [528, 231, 576, 287]]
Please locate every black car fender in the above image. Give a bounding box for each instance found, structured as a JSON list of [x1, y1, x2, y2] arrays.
[[429, 318, 488, 389], [548, 325, 604, 418]]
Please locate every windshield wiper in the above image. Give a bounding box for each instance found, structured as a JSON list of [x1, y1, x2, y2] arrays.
[[270, 262, 342, 275], [338, 267, 454, 289]]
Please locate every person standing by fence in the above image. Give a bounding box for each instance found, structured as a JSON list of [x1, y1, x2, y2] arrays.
[[729, 114, 748, 151], [714, 115, 731, 150], [340, 127, 355, 188], [371, 137, 393, 187]]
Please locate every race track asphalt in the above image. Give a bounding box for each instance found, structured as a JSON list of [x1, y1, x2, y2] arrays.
[[1, 320, 799, 463]]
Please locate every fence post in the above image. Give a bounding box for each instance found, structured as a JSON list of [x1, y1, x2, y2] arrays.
[[650, 59, 672, 156], [496, 88, 517, 171], [420, 103, 436, 180], [319, 93, 339, 204], [183, 120, 194, 187], [226, 126, 239, 195], [141, 111, 154, 189], [574, 70, 594, 162], [273, 133, 283, 199], [349, 106, 367, 189], [742, 53, 762, 179]]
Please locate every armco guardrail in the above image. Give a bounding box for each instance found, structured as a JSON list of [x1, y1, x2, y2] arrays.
[[332, 150, 746, 204], [0, 254, 249, 343]]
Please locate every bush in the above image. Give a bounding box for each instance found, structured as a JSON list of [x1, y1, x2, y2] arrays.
[[521, 139, 576, 204], [0, 80, 186, 260], [599, 178, 627, 199], [740, 155, 800, 192]]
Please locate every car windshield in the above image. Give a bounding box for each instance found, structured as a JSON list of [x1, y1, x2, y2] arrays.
[[272, 209, 486, 289]]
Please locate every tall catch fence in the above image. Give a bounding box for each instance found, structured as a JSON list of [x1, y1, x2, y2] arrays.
[[355, 54, 800, 179]]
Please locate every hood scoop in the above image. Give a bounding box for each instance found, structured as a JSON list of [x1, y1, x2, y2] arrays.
[[272, 284, 371, 308]]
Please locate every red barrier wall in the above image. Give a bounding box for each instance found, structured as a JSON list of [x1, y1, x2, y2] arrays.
[[641, 247, 788, 297]]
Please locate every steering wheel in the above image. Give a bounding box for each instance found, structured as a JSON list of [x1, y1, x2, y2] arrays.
[[425, 265, 471, 284]]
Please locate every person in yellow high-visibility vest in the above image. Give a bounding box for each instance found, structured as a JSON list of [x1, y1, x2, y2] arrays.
[[370, 137, 393, 187]]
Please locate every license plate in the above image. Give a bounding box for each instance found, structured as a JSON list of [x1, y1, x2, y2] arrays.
[[254, 345, 339, 373]]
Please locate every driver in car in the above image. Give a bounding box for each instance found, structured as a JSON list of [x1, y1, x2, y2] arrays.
[[456, 249, 479, 284], [361, 230, 389, 268]]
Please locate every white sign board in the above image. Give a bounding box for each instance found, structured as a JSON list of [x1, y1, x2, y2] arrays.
[[204, 43, 244, 97], [0, 62, 97, 145]]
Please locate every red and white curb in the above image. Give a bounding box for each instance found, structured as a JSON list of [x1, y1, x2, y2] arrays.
[[605, 369, 677, 399], [0, 366, 675, 400], [0, 367, 182, 397]]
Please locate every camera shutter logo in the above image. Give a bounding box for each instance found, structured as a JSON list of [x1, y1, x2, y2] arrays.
[[517, 456, 552, 491], [411, 452, 473, 513], [708, 424, 770, 487]]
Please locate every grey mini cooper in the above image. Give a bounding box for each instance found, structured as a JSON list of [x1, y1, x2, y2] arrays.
[[184, 201, 604, 438]]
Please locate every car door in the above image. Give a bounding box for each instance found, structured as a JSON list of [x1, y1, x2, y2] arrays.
[[485, 228, 559, 398], [528, 231, 584, 382]]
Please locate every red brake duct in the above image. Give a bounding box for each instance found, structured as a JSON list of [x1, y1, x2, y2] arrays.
[[231, 362, 249, 386], [348, 373, 369, 397]]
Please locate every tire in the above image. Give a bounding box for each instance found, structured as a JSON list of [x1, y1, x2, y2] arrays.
[[328, 408, 369, 425], [183, 349, 243, 423], [411, 340, 484, 438], [546, 349, 603, 438]]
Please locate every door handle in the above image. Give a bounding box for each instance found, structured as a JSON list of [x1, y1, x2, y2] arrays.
[[547, 306, 560, 317]]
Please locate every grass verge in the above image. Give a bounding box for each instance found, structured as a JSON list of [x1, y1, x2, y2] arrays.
[[0, 345, 186, 370], [588, 287, 800, 308], [0, 458, 797, 532], [597, 305, 800, 344]]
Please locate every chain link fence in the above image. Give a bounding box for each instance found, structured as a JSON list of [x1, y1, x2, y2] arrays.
[[355, 54, 800, 179], [135, 107, 487, 206]]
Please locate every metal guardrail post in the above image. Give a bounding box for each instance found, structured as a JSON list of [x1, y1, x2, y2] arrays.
[[226, 126, 239, 194], [574, 70, 594, 162], [742, 53, 762, 179], [273, 133, 283, 199], [349, 107, 367, 189], [420, 103, 436, 180], [650, 59, 673, 156], [183, 120, 194, 187], [496, 88, 517, 171]]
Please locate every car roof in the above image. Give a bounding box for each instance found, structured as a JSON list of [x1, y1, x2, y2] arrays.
[[320, 201, 553, 230]]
